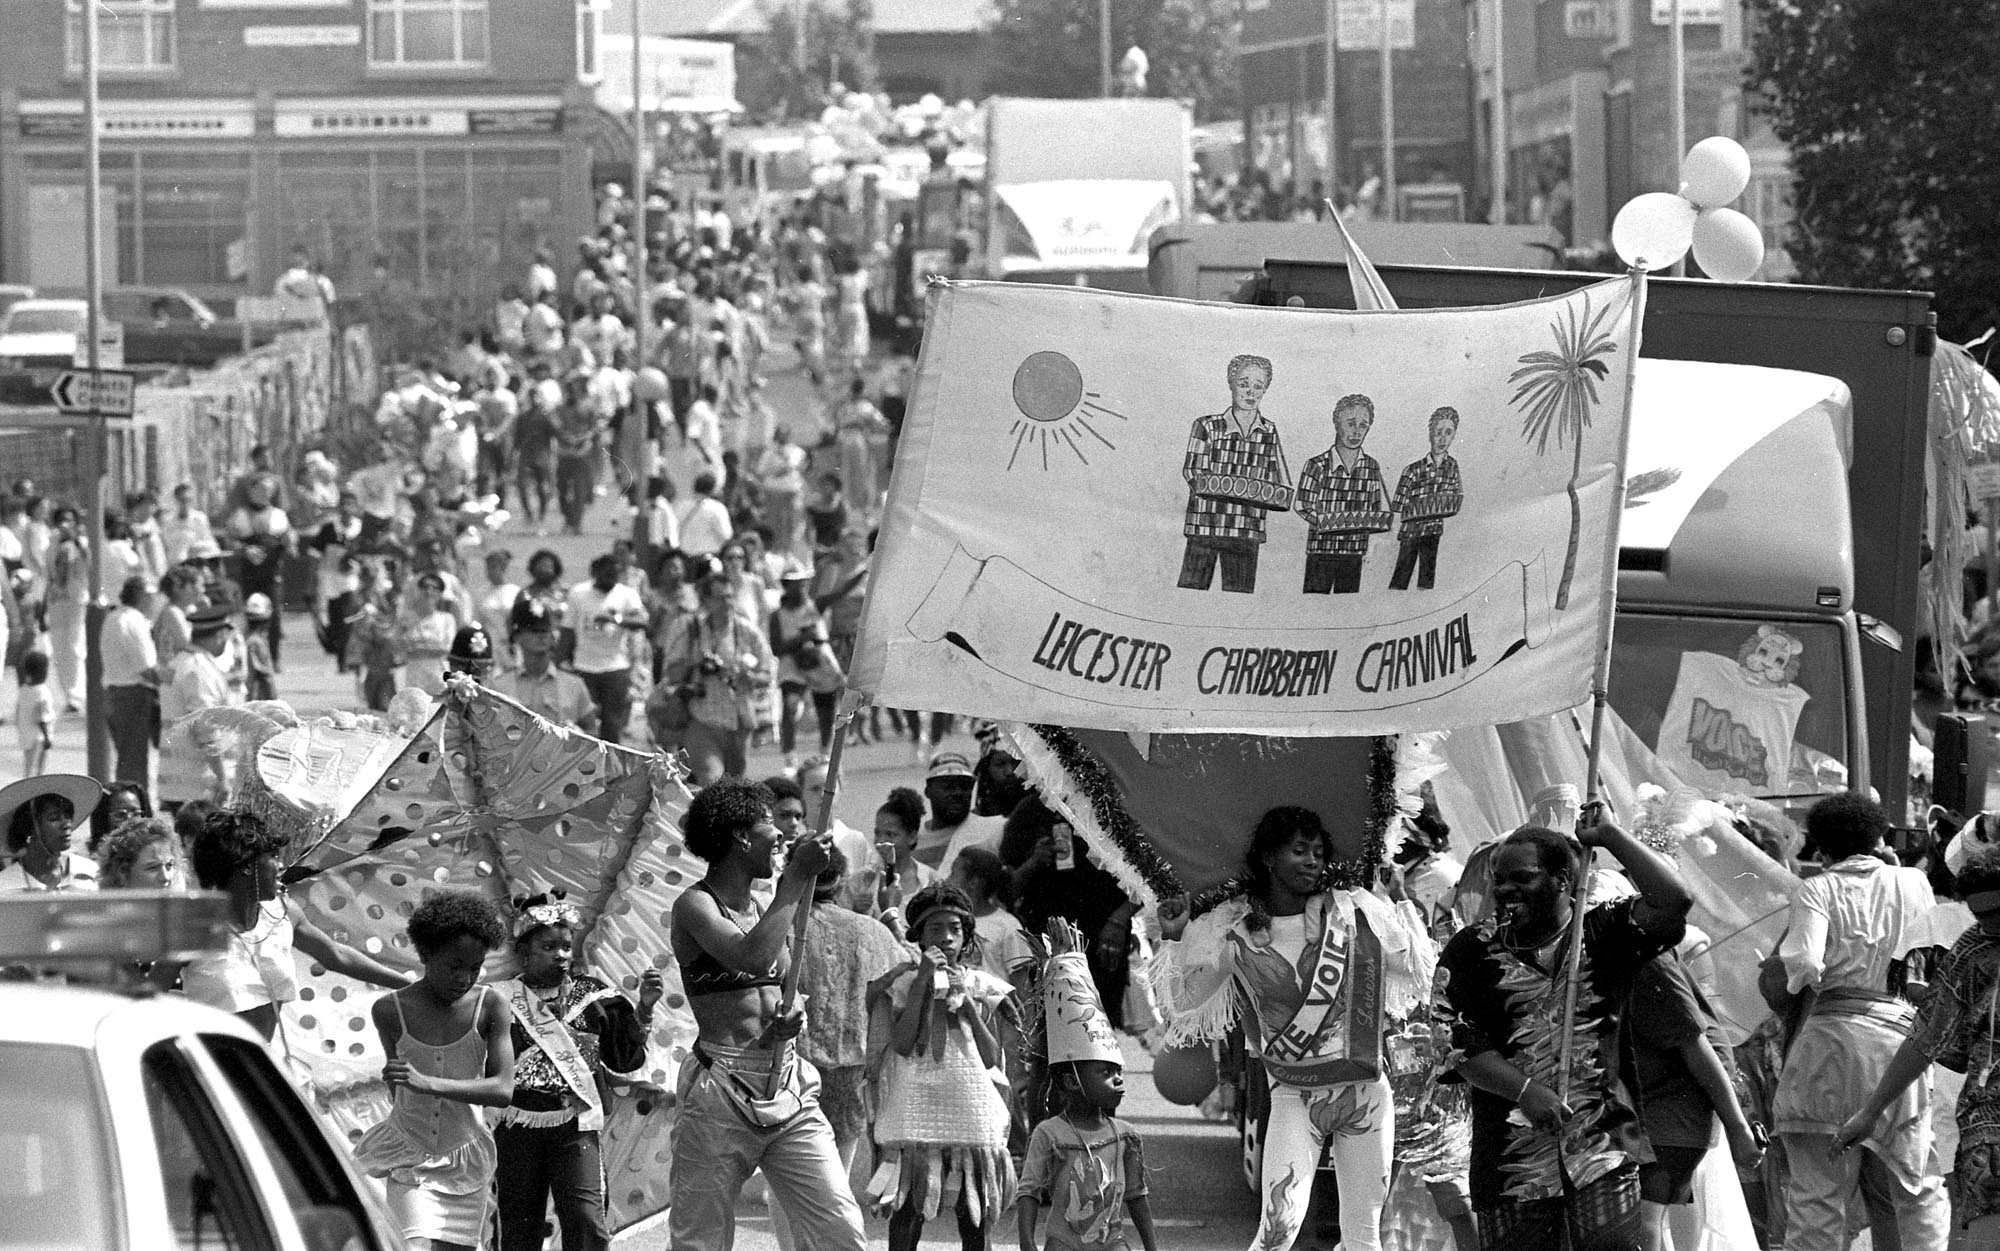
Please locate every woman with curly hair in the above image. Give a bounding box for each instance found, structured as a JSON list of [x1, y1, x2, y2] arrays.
[[667, 777, 863, 1251], [354, 889, 515, 1251], [179, 808, 409, 1038], [1151, 805, 1437, 1251], [97, 817, 186, 889]]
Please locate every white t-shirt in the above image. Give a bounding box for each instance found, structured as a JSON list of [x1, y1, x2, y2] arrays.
[[973, 908, 1034, 985], [1656, 650, 1811, 793], [916, 813, 1005, 874], [568, 580, 646, 673], [676, 497, 734, 557]]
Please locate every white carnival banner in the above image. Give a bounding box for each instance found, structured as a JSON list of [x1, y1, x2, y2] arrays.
[[851, 274, 1646, 735]]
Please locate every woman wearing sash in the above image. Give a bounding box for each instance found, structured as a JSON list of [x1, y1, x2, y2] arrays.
[[667, 777, 867, 1251], [493, 891, 663, 1251], [1153, 805, 1436, 1251]]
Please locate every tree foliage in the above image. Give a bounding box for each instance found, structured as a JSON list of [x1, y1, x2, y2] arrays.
[[984, 0, 1240, 121], [747, 0, 880, 120], [1745, 0, 2000, 340]]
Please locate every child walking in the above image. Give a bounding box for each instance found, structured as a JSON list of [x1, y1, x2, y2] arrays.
[[16, 651, 56, 776], [353, 890, 516, 1251], [1017, 919, 1158, 1251], [869, 882, 1019, 1251], [950, 847, 1037, 990], [243, 593, 278, 701]]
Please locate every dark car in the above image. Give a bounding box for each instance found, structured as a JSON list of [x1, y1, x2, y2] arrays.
[[46, 286, 283, 369]]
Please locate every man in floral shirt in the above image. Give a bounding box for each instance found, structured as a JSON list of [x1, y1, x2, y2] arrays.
[[1176, 355, 1291, 594], [1389, 406, 1465, 591], [1296, 394, 1391, 594], [1434, 819, 1690, 1251]]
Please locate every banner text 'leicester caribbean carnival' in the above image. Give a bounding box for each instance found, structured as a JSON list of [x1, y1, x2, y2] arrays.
[[850, 275, 1646, 736]]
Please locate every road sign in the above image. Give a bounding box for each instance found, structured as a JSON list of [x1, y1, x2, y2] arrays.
[[72, 320, 123, 370], [50, 369, 136, 417], [1336, 0, 1415, 50]]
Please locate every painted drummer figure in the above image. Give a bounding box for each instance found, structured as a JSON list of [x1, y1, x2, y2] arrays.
[[1177, 354, 1293, 595], [666, 778, 866, 1251]]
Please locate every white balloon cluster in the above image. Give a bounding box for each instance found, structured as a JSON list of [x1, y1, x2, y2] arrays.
[[1609, 137, 1767, 282]]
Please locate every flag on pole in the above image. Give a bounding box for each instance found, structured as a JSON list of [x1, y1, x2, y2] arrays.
[[851, 275, 1646, 736]]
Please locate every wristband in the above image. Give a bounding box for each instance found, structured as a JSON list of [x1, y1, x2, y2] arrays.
[[1514, 1073, 1533, 1102]]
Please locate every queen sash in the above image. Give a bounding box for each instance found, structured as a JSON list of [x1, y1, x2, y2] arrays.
[[1256, 902, 1386, 1090], [498, 978, 605, 1131]]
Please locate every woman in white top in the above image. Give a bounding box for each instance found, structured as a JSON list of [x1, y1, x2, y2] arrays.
[[159, 482, 216, 566], [177, 808, 407, 1041], [396, 571, 460, 697], [0, 774, 104, 893]]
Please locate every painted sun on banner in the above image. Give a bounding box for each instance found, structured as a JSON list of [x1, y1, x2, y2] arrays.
[[850, 275, 1647, 736]]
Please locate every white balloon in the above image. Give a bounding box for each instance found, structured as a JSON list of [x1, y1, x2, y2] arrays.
[[1611, 192, 1698, 271], [1680, 136, 1752, 208], [1691, 207, 1766, 282]]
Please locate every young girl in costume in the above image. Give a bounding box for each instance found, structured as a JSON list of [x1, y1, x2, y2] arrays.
[[1017, 918, 1158, 1251], [869, 882, 1019, 1251], [353, 889, 516, 1251]]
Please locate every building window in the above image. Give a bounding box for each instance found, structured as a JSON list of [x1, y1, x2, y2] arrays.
[[368, 0, 489, 67], [65, 0, 176, 74], [577, 0, 605, 81]]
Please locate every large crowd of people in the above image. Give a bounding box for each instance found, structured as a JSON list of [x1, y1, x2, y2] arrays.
[[4, 180, 2000, 1251]]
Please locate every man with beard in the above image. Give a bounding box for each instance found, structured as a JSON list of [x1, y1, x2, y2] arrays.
[[913, 751, 1005, 872], [1434, 817, 1691, 1251], [667, 779, 863, 1251], [972, 725, 1029, 819], [493, 892, 662, 1251]]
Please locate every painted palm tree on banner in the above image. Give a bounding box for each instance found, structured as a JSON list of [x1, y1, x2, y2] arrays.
[[1509, 290, 1627, 609]]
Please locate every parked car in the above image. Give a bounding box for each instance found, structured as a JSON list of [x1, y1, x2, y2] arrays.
[[0, 890, 408, 1251], [0, 296, 87, 381]]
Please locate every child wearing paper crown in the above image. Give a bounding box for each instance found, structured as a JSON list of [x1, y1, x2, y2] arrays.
[[1017, 918, 1158, 1251], [867, 881, 1019, 1251]]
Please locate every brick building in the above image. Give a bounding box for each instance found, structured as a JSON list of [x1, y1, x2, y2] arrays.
[[1469, 0, 1790, 271], [0, 0, 611, 307], [1238, 0, 1475, 211]]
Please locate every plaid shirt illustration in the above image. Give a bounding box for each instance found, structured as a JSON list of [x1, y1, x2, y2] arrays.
[[1296, 450, 1389, 555], [1391, 454, 1463, 538], [1181, 411, 1291, 543]]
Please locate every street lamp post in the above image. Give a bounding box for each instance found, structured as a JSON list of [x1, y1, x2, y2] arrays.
[[1669, 0, 1686, 275], [628, 0, 652, 565], [1100, 0, 1112, 98], [1380, 0, 1397, 221], [1491, 0, 1508, 224], [82, 0, 111, 783]]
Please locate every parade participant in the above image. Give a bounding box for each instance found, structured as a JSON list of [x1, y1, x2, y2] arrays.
[[180, 809, 408, 1040], [95, 816, 186, 890], [1017, 918, 1159, 1251], [1769, 792, 1948, 1249], [493, 891, 661, 1251], [226, 475, 294, 668], [159, 604, 241, 809], [445, 622, 495, 681], [508, 599, 598, 736], [1625, 953, 1764, 1251], [87, 781, 153, 853], [875, 785, 942, 922], [678, 471, 736, 558], [1432, 817, 1691, 1251], [1003, 796, 1137, 1032], [666, 778, 866, 1251], [353, 890, 516, 1251], [45, 504, 89, 711], [309, 491, 366, 662], [161, 481, 216, 566], [14, 651, 56, 778], [0, 774, 103, 891], [242, 593, 278, 701], [868, 882, 1018, 1251], [769, 847, 908, 1251], [1154, 805, 1435, 1251], [951, 847, 1035, 990], [518, 548, 572, 660], [398, 571, 458, 697], [915, 751, 1005, 872], [1838, 843, 2000, 1250], [154, 565, 203, 661], [103, 588, 161, 781], [569, 553, 648, 746], [657, 562, 773, 784]]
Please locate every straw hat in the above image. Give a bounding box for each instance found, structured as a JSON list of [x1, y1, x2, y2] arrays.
[[0, 774, 104, 849]]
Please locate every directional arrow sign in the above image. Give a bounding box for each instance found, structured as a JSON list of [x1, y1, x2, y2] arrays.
[[50, 369, 136, 417]]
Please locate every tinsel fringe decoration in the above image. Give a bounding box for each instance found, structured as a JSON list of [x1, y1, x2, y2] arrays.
[[1006, 725, 1404, 914]]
